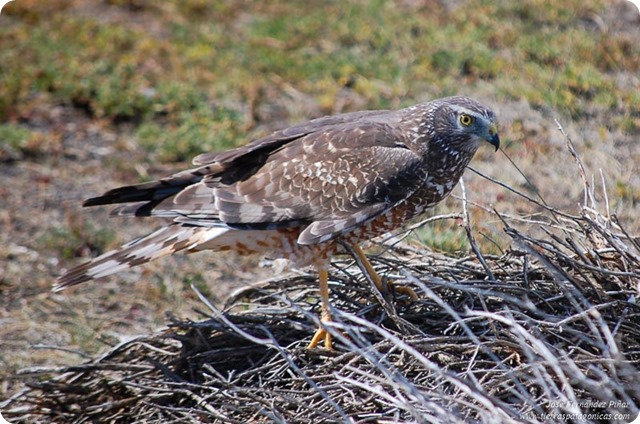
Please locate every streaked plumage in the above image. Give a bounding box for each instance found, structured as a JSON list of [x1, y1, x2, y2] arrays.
[[56, 95, 500, 349]]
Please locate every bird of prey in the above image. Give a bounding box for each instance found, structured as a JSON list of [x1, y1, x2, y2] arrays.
[[55, 95, 500, 349]]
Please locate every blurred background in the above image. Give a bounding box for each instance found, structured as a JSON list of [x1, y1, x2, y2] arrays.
[[1, 0, 639, 399]]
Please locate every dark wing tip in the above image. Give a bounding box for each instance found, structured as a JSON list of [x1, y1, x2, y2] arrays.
[[83, 195, 111, 207], [86, 184, 166, 207]]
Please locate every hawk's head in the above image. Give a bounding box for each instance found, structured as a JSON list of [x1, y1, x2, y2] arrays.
[[429, 96, 500, 155]]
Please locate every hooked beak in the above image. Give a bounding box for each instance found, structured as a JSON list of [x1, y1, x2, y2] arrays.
[[487, 122, 500, 151]]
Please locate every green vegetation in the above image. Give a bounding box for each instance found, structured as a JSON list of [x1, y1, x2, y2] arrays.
[[413, 224, 470, 255], [39, 220, 115, 261], [2, 0, 636, 149], [0, 123, 32, 158]]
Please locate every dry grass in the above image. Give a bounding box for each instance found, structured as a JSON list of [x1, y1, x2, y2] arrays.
[[3, 130, 639, 423]]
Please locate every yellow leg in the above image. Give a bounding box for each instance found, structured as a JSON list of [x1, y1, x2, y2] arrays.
[[351, 244, 418, 301], [350, 244, 385, 292], [307, 268, 333, 349]]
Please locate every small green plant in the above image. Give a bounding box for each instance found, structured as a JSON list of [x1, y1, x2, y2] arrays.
[[136, 101, 243, 163], [182, 272, 211, 298], [412, 223, 469, 255], [40, 221, 116, 261], [0, 124, 32, 158]]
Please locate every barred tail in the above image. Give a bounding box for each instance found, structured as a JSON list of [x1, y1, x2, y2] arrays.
[[54, 225, 229, 291]]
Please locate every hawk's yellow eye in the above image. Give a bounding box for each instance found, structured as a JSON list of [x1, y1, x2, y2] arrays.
[[459, 114, 474, 126]]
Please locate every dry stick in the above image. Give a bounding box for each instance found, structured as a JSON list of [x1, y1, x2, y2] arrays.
[[272, 274, 519, 420], [402, 274, 541, 416], [377, 212, 464, 247], [600, 168, 611, 221], [334, 310, 524, 423], [554, 119, 594, 208], [500, 221, 619, 361], [611, 214, 640, 257], [277, 295, 435, 420], [499, 146, 550, 208], [31, 344, 93, 359], [582, 213, 640, 266], [338, 240, 420, 336], [460, 178, 496, 282], [333, 373, 449, 422], [328, 337, 435, 421], [467, 165, 579, 221], [190, 284, 353, 423], [466, 309, 580, 409], [455, 193, 580, 232], [537, 226, 638, 279], [490, 157, 640, 283]]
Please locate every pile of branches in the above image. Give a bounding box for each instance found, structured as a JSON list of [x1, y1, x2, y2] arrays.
[[4, 134, 640, 423]]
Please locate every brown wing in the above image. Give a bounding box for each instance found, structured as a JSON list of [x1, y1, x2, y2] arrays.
[[204, 121, 425, 244], [83, 109, 392, 211], [84, 113, 425, 245], [190, 109, 393, 166]]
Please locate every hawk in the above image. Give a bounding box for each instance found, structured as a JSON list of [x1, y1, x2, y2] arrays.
[[55, 96, 500, 349]]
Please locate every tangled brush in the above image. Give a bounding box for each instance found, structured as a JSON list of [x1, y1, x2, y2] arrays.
[[3, 125, 639, 423]]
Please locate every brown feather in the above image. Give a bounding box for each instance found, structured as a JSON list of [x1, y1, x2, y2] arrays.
[[57, 96, 499, 289]]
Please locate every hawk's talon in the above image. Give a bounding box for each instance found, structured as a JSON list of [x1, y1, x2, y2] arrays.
[[307, 323, 333, 350], [391, 285, 419, 301], [308, 268, 334, 350]]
